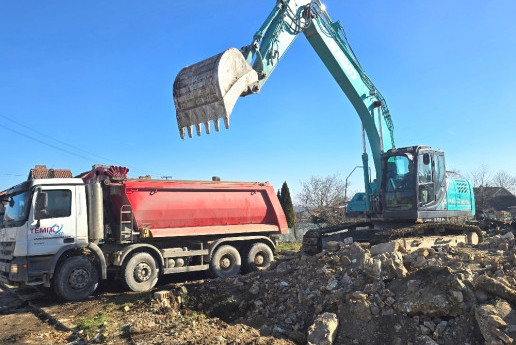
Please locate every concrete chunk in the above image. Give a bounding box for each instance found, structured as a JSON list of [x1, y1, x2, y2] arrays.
[[370, 241, 400, 256]]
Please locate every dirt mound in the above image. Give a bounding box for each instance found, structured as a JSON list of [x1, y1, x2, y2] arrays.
[[175, 228, 516, 345]]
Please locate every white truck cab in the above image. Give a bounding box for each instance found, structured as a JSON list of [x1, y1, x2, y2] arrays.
[[0, 178, 89, 286]]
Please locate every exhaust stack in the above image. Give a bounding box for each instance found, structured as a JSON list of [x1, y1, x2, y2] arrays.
[[173, 48, 258, 139]]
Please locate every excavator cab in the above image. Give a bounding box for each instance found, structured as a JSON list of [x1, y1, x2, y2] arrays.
[[381, 146, 470, 221]]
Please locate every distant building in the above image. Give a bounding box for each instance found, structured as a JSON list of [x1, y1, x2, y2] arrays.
[[28, 165, 73, 180], [473, 186, 516, 212]]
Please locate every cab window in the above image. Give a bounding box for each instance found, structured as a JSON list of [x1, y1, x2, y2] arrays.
[[40, 190, 72, 219]]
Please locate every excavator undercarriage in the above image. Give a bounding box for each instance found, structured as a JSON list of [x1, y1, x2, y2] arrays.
[[301, 221, 483, 255]]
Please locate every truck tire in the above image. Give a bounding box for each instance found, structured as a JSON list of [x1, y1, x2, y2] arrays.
[[210, 245, 241, 278], [244, 243, 274, 272], [123, 252, 159, 292], [53, 256, 99, 301]]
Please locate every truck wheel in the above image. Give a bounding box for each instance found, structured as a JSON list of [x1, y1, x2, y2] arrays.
[[210, 245, 241, 278], [123, 252, 159, 292], [244, 243, 274, 272], [53, 256, 99, 301]]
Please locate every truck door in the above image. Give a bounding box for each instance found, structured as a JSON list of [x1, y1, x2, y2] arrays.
[[28, 187, 77, 256]]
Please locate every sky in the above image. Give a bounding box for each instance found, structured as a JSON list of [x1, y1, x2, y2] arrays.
[[1, 1, 515, 202]]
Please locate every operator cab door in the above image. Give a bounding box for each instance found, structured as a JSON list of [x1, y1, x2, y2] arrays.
[[28, 187, 76, 256], [417, 151, 446, 209]]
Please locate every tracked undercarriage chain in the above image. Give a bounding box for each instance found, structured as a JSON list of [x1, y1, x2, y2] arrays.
[[302, 221, 483, 255], [301, 221, 372, 255], [369, 222, 484, 246]]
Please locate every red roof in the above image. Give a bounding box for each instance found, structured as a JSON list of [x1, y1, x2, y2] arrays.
[[28, 165, 73, 180]]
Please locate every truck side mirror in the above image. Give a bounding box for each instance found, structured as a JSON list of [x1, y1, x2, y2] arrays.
[[35, 192, 48, 220], [8, 197, 14, 208]]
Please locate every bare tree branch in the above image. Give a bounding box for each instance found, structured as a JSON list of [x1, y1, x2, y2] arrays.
[[297, 174, 346, 226]]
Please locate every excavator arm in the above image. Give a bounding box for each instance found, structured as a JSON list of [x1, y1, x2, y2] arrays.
[[173, 0, 395, 206]]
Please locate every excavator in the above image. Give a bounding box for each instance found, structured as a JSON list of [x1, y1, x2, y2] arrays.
[[172, 0, 481, 253]]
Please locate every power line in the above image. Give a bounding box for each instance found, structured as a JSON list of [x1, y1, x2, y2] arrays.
[[0, 114, 167, 177]]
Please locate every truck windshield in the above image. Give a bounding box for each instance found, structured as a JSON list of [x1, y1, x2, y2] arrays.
[[3, 191, 31, 225], [384, 155, 415, 210]]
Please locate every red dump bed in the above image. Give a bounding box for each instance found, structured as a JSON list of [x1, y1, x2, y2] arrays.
[[107, 179, 288, 238]]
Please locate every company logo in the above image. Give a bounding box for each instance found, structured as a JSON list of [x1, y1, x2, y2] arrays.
[[30, 224, 63, 235]]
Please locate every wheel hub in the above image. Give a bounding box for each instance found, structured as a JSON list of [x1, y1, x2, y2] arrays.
[[254, 254, 265, 266], [220, 257, 231, 269], [69, 268, 89, 290], [135, 263, 152, 282]]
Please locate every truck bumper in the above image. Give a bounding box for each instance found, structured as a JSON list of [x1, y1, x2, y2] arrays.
[[0, 257, 29, 285]]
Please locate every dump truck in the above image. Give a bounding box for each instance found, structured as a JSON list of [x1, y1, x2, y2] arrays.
[[0, 165, 288, 301]]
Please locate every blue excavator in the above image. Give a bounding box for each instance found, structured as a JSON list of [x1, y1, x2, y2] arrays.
[[173, 0, 481, 252]]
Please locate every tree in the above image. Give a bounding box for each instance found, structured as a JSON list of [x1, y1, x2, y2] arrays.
[[278, 181, 295, 228], [297, 174, 346, 226], [468, 165, 491, 188], [492, 170, 516, 194]]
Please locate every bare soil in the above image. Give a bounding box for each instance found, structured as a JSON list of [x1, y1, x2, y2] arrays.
[[1, 220, 516, 345]]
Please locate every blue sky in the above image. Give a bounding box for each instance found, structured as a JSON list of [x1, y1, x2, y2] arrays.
[[1, 1, 515, 200]]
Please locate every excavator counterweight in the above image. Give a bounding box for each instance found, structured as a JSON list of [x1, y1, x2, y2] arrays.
[[173, 48, 258, 139]]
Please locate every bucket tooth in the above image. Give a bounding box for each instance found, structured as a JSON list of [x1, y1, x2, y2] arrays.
[[204, 121, 211, 134], [214, 118, 220, 132], [173, 48, 258, 138], [195, 123, 202, 136], [180, 127, 185, 140], [187, 125, 194, 138]]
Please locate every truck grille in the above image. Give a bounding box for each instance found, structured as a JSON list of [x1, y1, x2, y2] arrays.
[[0, 241, 15, 261]]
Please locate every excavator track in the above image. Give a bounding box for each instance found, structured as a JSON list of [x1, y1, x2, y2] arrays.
[[302, 221, 373, 255], [302, 221, 483, 255]]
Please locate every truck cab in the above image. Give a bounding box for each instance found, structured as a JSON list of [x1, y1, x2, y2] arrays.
[[0, 178, 88, 286]]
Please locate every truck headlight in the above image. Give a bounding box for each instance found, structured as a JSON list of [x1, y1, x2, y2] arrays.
[[10, 264, 18, 274]]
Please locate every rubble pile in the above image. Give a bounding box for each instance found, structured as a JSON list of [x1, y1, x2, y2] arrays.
[[184, 228, 516, 345]]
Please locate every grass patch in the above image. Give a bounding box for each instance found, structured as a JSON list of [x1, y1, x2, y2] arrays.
[[277, 241, 302, 253], [78, 312, 107, 337]]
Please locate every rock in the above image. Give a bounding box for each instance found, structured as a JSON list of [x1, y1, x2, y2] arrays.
[[378, 252, 407, 279], [341, 256, 352, 266], [475, 304, 514, 345], [362, 257, 382, 280], [500, 242, 510, 251], [370, 241, 401, 256], [214, 335, 226, 342], [414, 335, 439, 345], [249, 284, 260, 295], [253, 300, 264, 309], [349, 243, 369, 266], [326, 279, 338, 291], [273, 326, 288, 336], [385, 296, 396, 306], [423, 321, 436, 332], [349, 298, 371, 322], [502, 232, 515, 241], [432, 321, 447, 340], [327, 241, 340, 251], [390, 266, 468, 317], [449, 290, 464, 303], [289, 330, 307, 344], [307, 312, 339, 345], [343, 237, 354, 245], [420, 325, 431, 335], [474, 275, 516, 303], [277, 261, 290, 273]]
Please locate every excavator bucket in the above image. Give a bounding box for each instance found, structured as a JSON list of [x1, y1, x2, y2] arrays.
[[173, 48, 258, 139]]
